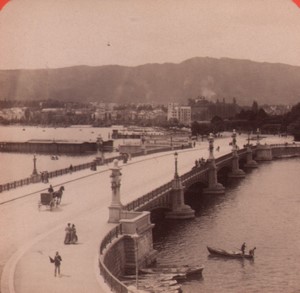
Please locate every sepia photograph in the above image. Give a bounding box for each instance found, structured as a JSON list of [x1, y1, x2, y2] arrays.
[[1, 1, 300, 292]]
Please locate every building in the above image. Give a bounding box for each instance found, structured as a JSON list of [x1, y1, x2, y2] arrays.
[[167, 103, 191, 126]]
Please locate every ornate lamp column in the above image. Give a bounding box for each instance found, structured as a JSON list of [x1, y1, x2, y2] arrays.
[[244, 132, 258, 168], [108, 159, 123, 223], [174, 151, 179, 179], [203, 133, 225, 195], [228, 129, 246, 178], [165, 152, 195, 219]]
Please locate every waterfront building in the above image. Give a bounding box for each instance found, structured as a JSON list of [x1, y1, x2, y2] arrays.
[[189, 96, 240, 121], [167, 103, 191, 126]]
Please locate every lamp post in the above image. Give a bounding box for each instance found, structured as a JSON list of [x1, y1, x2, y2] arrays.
[[247, 132, 251, 146], [174, 152, 178, 179], [256, 128, 260, 145], [131, 233, 139, 290], [97, 135, 105, 163], [32, 154, 38, 176]]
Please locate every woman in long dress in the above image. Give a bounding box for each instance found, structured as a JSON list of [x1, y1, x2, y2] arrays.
[[71, 224, 78, 244], [64, 223, 72, 244]]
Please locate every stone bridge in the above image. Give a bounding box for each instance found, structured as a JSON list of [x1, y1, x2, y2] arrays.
[[122, 148, 249, 216], [120, 140, 300, 218], [100, 134, 300, 293]]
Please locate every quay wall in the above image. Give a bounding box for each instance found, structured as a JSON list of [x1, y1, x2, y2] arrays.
[[0, 140, 114, 154], [271, 144, 300, 158]]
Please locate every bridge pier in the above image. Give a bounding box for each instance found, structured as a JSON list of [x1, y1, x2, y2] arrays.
[[228, 130, 246, 178], [108, 160, 123, 223], [203, 134, 225, 195], [244, 146, 258, 168], [203, 159, 225, 195], [165, 152, 195, 219], [244, 135, 258, 168]]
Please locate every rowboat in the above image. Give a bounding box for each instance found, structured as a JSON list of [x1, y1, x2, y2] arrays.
[[207, 246, 254, 259], [139, 265, 204, 280]]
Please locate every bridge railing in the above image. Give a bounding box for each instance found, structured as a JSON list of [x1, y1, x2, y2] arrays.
[[100, 224, 123, 255], [124, 181, 173, 211], [99, 224, 129, 293]]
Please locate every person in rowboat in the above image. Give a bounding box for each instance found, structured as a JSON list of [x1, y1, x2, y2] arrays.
[[241, 242, 246, 254], [249, 247, 256, 256]]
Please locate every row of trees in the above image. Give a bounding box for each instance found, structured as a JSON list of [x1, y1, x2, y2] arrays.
[[192, 101, 300, 139]]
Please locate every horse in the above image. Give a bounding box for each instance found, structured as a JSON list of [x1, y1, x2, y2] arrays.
[[53, 186, 65, 205]]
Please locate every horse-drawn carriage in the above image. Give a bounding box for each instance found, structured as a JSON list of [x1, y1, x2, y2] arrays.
[[38, 193, 57, 210], [38, 186, 65, 211]]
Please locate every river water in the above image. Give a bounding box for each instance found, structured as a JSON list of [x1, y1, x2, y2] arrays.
[[153, 158, 300, 293], [0, 126, 140, 184]]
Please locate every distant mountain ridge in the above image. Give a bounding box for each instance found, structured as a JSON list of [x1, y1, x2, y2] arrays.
[[1, 57, 300, 105]]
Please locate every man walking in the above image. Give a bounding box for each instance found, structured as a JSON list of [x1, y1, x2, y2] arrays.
[[53, 251, 62, 277]]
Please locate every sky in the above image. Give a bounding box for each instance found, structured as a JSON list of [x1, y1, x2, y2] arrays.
[[0, 0, 300, 69]]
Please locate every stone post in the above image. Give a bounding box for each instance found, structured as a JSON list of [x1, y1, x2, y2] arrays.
[[203, 133, 225, 195], [228, 129, 246, 178], [108, 159, 123, 223], [165, 152, 195, 219], [244, 132, 258, 168]]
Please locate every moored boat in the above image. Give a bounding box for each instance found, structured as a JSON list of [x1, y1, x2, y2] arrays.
[[207, 246, 254, 259], [140, 265, 204, 278]]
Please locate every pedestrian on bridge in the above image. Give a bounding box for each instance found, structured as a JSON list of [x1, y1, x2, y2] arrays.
[[53, 251, 62, 277], [64, 223, 72, 244], [49, 251, 62, 277]]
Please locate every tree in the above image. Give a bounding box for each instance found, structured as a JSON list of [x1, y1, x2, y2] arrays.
[[252, 100, 259, 113]]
